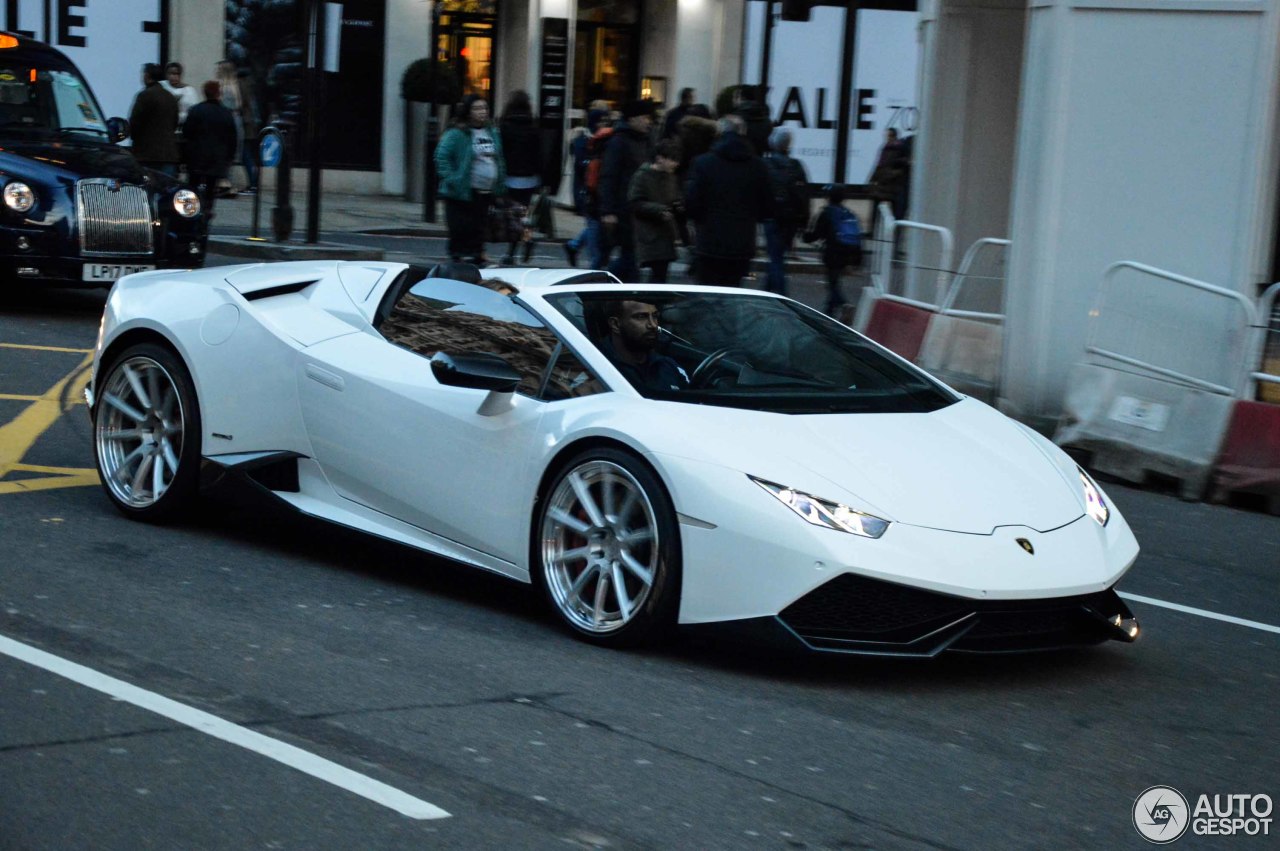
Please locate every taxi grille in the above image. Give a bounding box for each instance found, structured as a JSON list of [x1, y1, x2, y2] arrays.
[[76, 179, 154, 256]]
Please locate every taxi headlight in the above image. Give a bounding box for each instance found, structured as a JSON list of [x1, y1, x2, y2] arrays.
[[751, 476, 889, 539], [173, 189, 201, 218], [4, 181, 35, 213]]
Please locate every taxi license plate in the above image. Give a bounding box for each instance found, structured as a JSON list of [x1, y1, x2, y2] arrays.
[[82, 263, 156, 282]]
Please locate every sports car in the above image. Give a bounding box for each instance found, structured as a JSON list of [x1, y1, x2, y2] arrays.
[[86, 260, 1141, 655]]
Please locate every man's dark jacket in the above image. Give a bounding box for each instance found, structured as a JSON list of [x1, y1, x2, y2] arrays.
[[129, 82, 179, 163], [685, 134, 775, 260], [182, 100, 238, 177], [733, 99, 772, 157], [598, 123, 651, 218]]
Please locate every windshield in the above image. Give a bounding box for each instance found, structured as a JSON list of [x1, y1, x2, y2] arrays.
[[546, 291, 959, 414], [0, 65, 108, 137]]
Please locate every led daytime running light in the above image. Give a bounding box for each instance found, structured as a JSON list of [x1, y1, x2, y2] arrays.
[[1078, 467, 1110, 526], [751, 476, 889, 538]]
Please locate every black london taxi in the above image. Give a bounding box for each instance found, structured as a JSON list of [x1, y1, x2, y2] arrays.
[[0, 32, 206, 288]]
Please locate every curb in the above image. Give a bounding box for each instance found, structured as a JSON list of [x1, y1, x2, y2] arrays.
[[208, 236, 385, 262]]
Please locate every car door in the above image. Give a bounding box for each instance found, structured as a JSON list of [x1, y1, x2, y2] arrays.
[[296, 279, 563, 565]]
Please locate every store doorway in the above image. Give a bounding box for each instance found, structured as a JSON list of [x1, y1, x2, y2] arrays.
[[573, 0, 639, 108], [437, 0, 496, 103]]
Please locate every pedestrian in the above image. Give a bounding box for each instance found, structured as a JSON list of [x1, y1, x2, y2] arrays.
[[867, 128, 907, 235], [804, 184, 864, 316], [128, 63, 179, 176], [684, 115, 775, 287], [627, 139, 683, 284], [435, 94, 507, 266], [661, 87, 696, 140], [497, 90, 541, 265], [598, 99, 655, 281], [564, 107, 608, 268], [762, 128, 811, 295], [161, 62, 199, 126], [215, 59, 259, 194], [181, 81, 238, 221], [731, 85, 772, 157]]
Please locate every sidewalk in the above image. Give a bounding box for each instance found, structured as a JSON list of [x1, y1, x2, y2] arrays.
[[206, 190, 830, 275]]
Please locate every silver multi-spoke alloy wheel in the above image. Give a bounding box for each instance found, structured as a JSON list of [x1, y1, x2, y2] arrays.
[[542, 459, 661, 635], [95, 355, 186, 509]]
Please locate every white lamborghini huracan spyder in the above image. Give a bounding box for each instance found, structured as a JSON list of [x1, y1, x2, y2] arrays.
[[86, 261, 1141, 655]]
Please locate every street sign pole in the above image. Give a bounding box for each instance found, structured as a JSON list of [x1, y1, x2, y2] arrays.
[[304, 0, 327, 244]]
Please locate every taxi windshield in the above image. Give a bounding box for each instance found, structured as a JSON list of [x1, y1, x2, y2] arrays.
[[0, 65, 108, 137], [546, 290, 959, 414]]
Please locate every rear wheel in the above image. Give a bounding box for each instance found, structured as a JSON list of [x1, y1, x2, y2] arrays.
[[536, 448, 681, 647], [93, 343, 201, 522]]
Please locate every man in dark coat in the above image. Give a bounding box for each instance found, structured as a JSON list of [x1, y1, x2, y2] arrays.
[[182, 81, 238, 220], [129, 63, 180, 175], [685, 116, 775, 286], [731, 85, 772, 158], [661, 87, 695, 139], [598, 99, 654, 281]]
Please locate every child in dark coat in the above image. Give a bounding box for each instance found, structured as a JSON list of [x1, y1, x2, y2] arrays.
[[804, 184, 864, 316]]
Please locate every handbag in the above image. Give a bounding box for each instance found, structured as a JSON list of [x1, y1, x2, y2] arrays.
[[523, 191, 556, 238], [487, 197, 527, 243]]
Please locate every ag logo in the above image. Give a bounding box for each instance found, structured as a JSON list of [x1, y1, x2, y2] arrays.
[[1133, 785, 1190, 843], [1016, 537, 1034, 555]]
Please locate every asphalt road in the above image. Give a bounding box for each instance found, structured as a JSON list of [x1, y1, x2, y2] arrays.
[[1, 274, 1277, 851]]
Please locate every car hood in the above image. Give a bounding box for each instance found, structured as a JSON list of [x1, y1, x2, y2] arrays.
[[644, 397, 1084, 534], [0, 137, 148, 184], [790, 400, 1084, 533]]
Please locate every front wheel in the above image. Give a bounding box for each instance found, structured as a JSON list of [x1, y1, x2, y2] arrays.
[[536, 448, 681, 647], [92, 343, 201, 522]]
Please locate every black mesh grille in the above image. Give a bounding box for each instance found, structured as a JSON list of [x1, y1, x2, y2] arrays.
[[779, 573, 1127, 653]]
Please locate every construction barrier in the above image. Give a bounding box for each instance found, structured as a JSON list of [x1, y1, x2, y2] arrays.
[[854, 205, 953, 363], [1056, 262, 1258, 500], [916, 239, 1010, 404], [1207, 282, 1280, 511]]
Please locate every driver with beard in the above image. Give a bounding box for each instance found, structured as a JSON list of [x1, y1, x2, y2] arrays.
[[600, 299, 690, 393]]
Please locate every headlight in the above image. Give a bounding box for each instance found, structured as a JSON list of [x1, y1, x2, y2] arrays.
[[4, 181, 35, 213], [1078, 466, 1110, 526], [751, 476, 889, 538], [173, 189, 201, 218]]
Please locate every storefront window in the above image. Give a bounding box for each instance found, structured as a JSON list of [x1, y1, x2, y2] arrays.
[[437, 1, 496, 103], [574, 0, 640, 108]]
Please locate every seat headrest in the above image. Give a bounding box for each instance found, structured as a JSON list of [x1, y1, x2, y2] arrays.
[[425, 261, 482, 285]]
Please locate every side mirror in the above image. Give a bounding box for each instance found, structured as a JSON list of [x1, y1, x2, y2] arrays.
[[430, 351, 522, 393], [106, 116, 130, 144]]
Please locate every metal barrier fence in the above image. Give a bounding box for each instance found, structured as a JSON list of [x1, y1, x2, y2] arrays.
[[1253, 282, 1280, 403], [1087, 262, 1258, 396]]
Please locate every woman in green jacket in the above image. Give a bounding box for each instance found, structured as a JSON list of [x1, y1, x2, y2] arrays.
[[435, 94, 507, 265], [626, 139, 683, 283]]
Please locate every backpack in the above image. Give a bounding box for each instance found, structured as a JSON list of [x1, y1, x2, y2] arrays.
[[831, 205, 863, 248], [765, 155, 808, 223], [583, 126, 615, 197]]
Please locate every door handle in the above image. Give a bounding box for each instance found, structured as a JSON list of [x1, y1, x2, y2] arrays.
[[305, 364, 345, 391]]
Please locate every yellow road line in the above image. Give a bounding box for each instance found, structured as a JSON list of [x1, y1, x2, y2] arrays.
[[0, 393, 42, 402], [0, 343, 94, 354], [0, 470, 99, 494], [0, 352, 94, 480]]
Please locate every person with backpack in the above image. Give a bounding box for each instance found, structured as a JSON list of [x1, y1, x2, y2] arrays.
[[804, 184, 864, 316], [762, 128, 811, 295], [564, 108, 608, 267], [598, 100, 655, 281]]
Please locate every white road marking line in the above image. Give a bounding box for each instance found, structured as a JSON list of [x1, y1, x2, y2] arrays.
[[0, 634, 451, 820], [1119, 592, 1280, 635]]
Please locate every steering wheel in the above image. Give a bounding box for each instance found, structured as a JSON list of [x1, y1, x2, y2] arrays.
[[690, 347, 748, 388]]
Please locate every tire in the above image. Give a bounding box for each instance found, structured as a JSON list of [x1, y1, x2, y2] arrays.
[[92, 343, 201, 522], [535, 447, 681, 647]]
